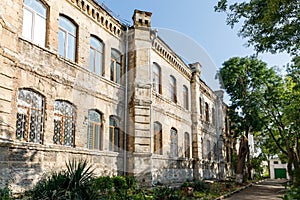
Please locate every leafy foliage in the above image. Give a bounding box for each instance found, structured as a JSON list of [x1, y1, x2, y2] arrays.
[[181, 179, 209, 193], [0, 187, 11, 200], [215, 0, 300, 55], [152, 186, 181, 200], [26, 159, 98, 200], [284, 186, 300, 200], [219, 55, 300, 185], [92, 175, 146, 200]]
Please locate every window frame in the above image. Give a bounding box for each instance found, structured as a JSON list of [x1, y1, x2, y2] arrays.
[[87, 109, 103, 150], [153, 63, 162, 94], [154, 121, 163, 155], [53, 100, 76, 147], [109, 115, 121, 152], [183, 85, 189, 110], [205, 102, 209, 122], [170, 127, 178, 158], [15, 89, 45, 144], [110, 49, 122, 84], [58, 15, 77, 61], [22, 0, 47, 47], [90, 36, 104, 76], [169, 75, 177, 103], [184, 132, 190, 158]]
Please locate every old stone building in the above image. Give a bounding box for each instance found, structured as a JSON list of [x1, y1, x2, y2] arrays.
[[0, 0, 234, 193]]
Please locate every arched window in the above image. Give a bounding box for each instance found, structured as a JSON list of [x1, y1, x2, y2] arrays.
[[169, 75, 177, 103], [154, 122, 162, 155], [205, 102, 209, 122], [170, 128, 178, 157], [212, 107, 215, 126], [183, 85, 189, 110], [87, 110, 102, 150], [109, 116, 120, 152], [58, 15, 77, 61], [90, 36, 104, 76], [22, 0, 47, 47], [153, 63, 162, 94], [53, 100, 76, 147], [207, 140, 211, 161], [16, 89, 45, 144], [184, 132, 190, 158], [110, 49, 122, 83]]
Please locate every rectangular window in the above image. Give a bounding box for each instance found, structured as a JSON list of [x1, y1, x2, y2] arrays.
[[22, 0, 47, 47]]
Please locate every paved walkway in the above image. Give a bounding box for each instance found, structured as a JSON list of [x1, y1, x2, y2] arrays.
[[225, 179, 287, 200]]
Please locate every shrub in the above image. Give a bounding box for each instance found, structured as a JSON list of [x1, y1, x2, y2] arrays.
[[193, 179, 209, 192], [26, 159, 98, 200], [284, 186, 300, 200], [152, 186, 181, 200], [0, 187, 11, 200], [125, 176, 138, 190]]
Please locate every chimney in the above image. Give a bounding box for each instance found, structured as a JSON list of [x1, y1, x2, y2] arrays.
[[132, 9, 152, 28]]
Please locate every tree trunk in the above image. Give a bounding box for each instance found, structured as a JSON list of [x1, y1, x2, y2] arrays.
[[236, 136, 248, 183]]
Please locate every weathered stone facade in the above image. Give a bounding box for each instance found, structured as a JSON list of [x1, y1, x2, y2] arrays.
[[0, 0, 234, 193]]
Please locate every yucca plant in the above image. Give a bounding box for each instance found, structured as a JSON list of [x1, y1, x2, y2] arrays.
[[26, 159, 97, 200], [65, 159, 96, 199]]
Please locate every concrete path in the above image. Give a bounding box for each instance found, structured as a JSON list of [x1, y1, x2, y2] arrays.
[[225, 179, 287, 200]]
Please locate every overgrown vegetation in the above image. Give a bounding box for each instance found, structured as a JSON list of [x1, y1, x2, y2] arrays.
[[0, 187, 11, 200], [215, 0, 300, 190], [1, 160, 260, 199], [24, 159, 98, 199]]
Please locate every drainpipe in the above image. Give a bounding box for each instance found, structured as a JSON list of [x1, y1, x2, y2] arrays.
[[149, 29, 157, 186], [124, 26, 129, 175]]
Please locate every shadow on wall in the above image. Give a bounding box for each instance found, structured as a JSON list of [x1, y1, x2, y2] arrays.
[[152, 156, 194, 186], [0, 141, 42, 194]]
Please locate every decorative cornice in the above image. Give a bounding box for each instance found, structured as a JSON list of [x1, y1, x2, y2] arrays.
[[199, 80, 216, 101], [67, 0, 124, 38], [152, 36, 192, 80]]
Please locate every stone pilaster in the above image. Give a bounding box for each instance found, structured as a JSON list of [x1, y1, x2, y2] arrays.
[[127, 10, 153, 185], [190, 62, 202, 179], [214, 90, 225, 179]]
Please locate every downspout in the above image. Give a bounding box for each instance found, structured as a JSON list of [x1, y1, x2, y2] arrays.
[[149, 32, 153, 186], [124, 26, 129, 175], [149, 29, 157, 186]]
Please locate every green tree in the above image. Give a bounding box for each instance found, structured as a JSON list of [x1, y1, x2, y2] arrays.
[[215, 0, 300, 55], [219, 56, 300, 185], [219, 56, 269, 182], [257, 57, 299, 184]]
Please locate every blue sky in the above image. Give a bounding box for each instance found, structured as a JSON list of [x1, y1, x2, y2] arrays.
[[100, 0, 291, 91]]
